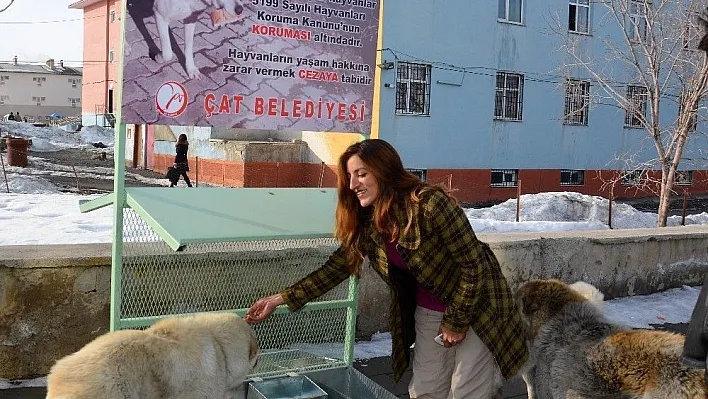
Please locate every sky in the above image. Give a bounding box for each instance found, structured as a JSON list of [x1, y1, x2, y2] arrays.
[[0, 120, 705, 388], [0, 1, 83, 66]]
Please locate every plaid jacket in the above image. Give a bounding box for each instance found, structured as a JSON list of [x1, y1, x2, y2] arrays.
[[281, 189, 529, 381]]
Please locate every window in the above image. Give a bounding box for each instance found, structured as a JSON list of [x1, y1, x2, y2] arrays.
[[69, 98, 81, 107], [68, 78, 81, 88], [564, 79, 590, 125], [499, 0, 522, 23], [33, 76, 46, 86], [569, 0, 590, 33], [621, 170, 644, 186], [628, 0, 650, 42], [679, 94, 698, 132], [0, 75, 8, 85], [406, 168, 427, 182], [108, 50, 115, 63], [682, 9, 702, 50], [491, 169, 519, 187], [676, 170, 693, 186], [494, 72, 524, 121], [625, 85, 648, 127], [561, 169, 585, 186], [32, 96, 46, 106], [110, 10, 116, 23], [0, 95, 8, 105], [396, 62, 432, 115]]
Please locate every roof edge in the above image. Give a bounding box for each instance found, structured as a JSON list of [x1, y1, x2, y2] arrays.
[[69, 0, 104, 9]]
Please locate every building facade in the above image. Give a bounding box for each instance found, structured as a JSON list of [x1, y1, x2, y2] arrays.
[[376, 0, 708, 202], [0, 58, 82, 123], [69, 0, 120, 128]]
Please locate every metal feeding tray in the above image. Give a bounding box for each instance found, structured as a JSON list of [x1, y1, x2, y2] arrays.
[[248, 375, 328, 399]]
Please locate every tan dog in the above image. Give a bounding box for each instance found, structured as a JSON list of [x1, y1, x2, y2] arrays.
[[46, 313, 258, 399], [515, 279, 706, 399]]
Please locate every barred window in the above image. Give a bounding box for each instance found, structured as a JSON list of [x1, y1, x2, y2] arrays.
[[561, 169, 585, 186], [396, 62, 431, 115], [621, 170, 644, 186], [491, 169, 519, 187], [625, 85, 647, 127], [406, 168, 427, 182], [564, 79, 590, 125], [678, 93, 698, 132], [628, 0, 650, 43], [495, 72, 524, 121], [675, 170, 693, 186], [569, 0, 590, 33], [498, 0, 522, 23]]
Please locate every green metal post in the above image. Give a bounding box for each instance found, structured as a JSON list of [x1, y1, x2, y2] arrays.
[[343, 275, 359, 365], [110, 0, 129, 332]]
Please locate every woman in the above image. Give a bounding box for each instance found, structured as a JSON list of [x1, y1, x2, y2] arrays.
[[246, 139, 528, 398], [172, 134, 192, 187]]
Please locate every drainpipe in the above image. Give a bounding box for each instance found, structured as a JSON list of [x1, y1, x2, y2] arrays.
[[104, 0, 111, 117]]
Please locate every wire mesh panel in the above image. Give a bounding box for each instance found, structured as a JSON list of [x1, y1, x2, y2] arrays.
[[118, 207, 355, 377]]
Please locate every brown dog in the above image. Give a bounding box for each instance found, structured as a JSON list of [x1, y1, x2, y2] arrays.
[[515, 279, 706, 399], [46, 313, 258, 399]]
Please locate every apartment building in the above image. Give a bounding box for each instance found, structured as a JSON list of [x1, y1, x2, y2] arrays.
[[0, 57, 82, 123]]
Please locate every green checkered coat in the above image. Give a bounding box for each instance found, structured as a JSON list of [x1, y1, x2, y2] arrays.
[[281, 188, 529, 382]]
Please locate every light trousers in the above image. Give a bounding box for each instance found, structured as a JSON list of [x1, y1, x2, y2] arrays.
[[408, 307, 504, 399]]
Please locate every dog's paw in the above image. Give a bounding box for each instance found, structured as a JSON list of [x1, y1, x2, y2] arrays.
[[187, 67, 202, 80], [155, 52, 174, 64]]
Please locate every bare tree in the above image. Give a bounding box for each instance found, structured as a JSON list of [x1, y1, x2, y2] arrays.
[[0, 0, 15, 13], [558, 0, 708, 226]]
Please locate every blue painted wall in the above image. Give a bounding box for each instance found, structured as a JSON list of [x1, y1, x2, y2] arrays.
[[377, 0, 708, 171]]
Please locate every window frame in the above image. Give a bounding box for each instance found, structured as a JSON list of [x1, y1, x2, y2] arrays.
[[560, 169, 585, 186], [563, 78, 590, 125], [624, 85, 648, 128], [498, 0, 523, 24], [621, 170, 644, 186], [568, 0, 590, 34], [675, 170, 694, 186], [395, 62, 432, 116], [628, 0, 650, 43], [406, 168, 428, 182], [491, 169, 519, 188], [494, 72, 524, 121]]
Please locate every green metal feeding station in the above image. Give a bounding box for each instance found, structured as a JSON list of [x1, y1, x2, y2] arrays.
[[80, 0, 396, 397]]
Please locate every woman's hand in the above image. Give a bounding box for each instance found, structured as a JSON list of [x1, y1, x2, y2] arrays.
[[439, 325, 466, 348], [245, 294, 285, 323]]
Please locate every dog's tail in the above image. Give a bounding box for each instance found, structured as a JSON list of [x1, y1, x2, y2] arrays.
[[569, 281, 604, 311]]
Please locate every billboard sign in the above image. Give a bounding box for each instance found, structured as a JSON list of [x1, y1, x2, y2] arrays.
[[121, 0, 381, 134]]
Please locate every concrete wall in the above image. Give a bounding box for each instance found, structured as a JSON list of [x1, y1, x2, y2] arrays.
[[2, 227, 708, 379]]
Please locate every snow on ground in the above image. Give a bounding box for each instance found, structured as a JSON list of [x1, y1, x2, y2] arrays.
[[0, 121, 114, 152]]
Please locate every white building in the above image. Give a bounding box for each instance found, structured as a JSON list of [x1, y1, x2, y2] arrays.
[[0, 57, 82, 123]]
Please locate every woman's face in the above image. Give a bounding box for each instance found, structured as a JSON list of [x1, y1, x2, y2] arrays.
[[346, 154, 380, 207]]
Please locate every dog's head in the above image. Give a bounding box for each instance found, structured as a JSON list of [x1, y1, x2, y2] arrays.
[[214, 0, 244, 16], [514, 279, 596, 341], [193, 313, 259, 387]]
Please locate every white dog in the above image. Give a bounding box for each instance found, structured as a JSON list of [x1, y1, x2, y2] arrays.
[[46, 313, 258, 399], [153, 0, 245, 79]]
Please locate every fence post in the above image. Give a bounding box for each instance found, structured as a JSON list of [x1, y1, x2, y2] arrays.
[[195, 156, 199, 188], [516, 179, 521, 222], [608, 186, 614, 229], [682, 190, 688, 226]]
